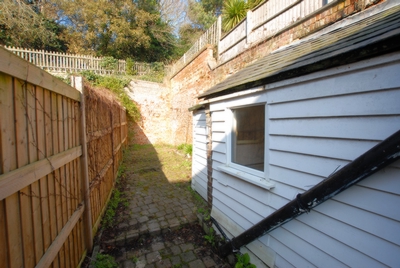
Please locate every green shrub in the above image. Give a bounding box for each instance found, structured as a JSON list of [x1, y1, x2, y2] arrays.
[[126, 58, 137, 75], [177, 143, 192, 156], [92, 253, 118, 268], [100, 56, 118, 71], [80, 71, 141, 122]]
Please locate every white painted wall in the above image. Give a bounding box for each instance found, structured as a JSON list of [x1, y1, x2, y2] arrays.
[[192, 110, 208, 200], [206, 52, 400, 267]]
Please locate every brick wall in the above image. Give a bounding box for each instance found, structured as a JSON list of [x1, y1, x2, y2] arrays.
[[169, 46, 217, 145], [126, 80, 172, 144], [132, 0, 385, 146]]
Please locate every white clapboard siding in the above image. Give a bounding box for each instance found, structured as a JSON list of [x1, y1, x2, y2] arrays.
[[205, 53, 400, 267], [313, 198, 400, 245], [266, 57, 400, 104], [192, 109, 208, 200]]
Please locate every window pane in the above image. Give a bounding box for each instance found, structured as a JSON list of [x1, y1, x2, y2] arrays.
[[232, 105, 265, 171]]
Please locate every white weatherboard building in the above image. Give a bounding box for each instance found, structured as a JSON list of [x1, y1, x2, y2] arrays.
[[190, 2, 400, 267]]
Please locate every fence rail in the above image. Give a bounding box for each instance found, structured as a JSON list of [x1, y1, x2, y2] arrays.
[[168, 17, 221, 77], [169, 0, 337, 77], [218, 0, 332, 63], [4, 46, 152, 76], [0, 46, 127, 268]]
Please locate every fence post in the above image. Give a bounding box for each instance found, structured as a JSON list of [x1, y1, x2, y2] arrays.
[[217, 16, 222, 60], [246, 10, 253, 45], [71, 76, 94, 252]]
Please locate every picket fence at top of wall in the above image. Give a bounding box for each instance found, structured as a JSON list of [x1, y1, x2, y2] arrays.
[[4, 46, 152, 75]]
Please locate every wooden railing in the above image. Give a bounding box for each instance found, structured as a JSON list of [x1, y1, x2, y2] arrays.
[[168, 17, 222, 77], [218, 0, 334, 63], [169, 0, 338, 77], [4, 46, 152, 75], [0, 46, 127, 268]]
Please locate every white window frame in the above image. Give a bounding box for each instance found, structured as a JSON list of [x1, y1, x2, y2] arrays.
[[218, 99, 274, 190]]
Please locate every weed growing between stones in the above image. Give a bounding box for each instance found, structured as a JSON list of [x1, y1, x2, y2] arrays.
[[235, 253, 256, 268], [101, 160, 129, 229], [91, 253, 118, 268]]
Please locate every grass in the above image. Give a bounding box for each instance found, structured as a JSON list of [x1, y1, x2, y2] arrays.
[[177, 143, 192, 156]]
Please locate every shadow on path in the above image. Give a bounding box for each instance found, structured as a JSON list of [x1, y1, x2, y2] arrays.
[[91, 144, 232, 268]]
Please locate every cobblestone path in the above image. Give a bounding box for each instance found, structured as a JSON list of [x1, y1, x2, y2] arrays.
[[91, 144, 232, 268]]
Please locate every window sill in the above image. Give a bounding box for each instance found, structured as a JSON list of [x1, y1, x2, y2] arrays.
[[217, 165, 275, 190]]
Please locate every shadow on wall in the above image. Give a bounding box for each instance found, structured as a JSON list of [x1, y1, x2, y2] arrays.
[[130, 120, 151, 145]]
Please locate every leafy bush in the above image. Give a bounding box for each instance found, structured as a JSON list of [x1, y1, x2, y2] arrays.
[[136, 62, 165, 83], [80, 70, 101, 82], [100, 56, 118, 71], [92, 253, 118, 268], [80, 71, 141, 121], [126, 58, 137, 75]]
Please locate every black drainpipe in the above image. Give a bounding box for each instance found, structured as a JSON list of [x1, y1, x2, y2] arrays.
[[219, 129, 400, 257]]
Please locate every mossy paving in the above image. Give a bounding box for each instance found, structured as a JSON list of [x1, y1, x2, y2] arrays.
[[90, 144, 232, 268]]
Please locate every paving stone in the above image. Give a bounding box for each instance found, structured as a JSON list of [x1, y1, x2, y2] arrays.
[[168, 218, 180, 230], [119, 222, 129, 229], [182, 209, 193, 216], [149, 227, 161, 236], [140, 224, 149, 234], [131, 207, 142, 213], [170, 255, 181, 266], [180, 217, 188, 224], [156, 211, 166, 217], [138, 216, 149, 223], [172, 206, 181, 212], [165, 213, 175, 220], [181, 251, 196, 263], [170, 245, 181, 255], [148, 203, 157, 209], [180, 243, 194, 252], [202, 256, 217, 267], [116, 234, 126, 246], [146, 251, 162, 264], [122, 260, 135, 268], [155, 259, 171, 268], [173, 237, 184, 245], [175, 211, 183, 217], [189, 259, 206, 268], [134, 257, 147, 268], [129, 218, 138, 225], [103, 239, 115, 247], [126, 230, 139, 244], [151, 241, 165, 251], [165, 208, 173, 214], [160, 220, 168, 229], [141, 210, 150, 216]]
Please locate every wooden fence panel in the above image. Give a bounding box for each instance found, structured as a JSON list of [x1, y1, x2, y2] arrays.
[[84, 86, 127, 233], [0, 46, 127, 267]]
